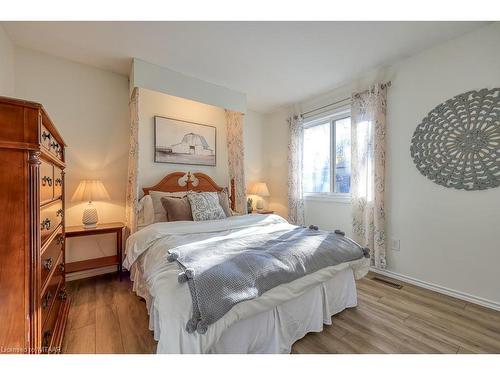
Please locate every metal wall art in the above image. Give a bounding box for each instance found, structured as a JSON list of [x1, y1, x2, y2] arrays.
[[410, 88, 499, 190]]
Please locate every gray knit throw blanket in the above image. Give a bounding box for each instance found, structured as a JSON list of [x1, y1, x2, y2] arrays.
[[167, 226, 369, 334]]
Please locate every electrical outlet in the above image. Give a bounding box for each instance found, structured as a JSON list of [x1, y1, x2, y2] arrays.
[[390, 238, 400, 251]]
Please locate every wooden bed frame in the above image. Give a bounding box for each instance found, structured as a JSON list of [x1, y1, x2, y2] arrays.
[[143, 171, 236, 211]]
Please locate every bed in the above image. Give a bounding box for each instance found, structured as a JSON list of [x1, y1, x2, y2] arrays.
[[123, 172, 370, 354]]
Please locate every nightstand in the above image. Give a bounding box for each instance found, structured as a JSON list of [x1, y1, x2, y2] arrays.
[[252, 210, 275, 214], [65, 222, 125, 281]]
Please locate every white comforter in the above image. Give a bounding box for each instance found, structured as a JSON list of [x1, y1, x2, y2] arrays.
[[124, 214, 369, 353]]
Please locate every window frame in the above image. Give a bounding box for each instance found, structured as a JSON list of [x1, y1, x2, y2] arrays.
[[302, 106, 352, 204]]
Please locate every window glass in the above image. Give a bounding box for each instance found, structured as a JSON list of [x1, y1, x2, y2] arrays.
[[303, 122, 331, 193]]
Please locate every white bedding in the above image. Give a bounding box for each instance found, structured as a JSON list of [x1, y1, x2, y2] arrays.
[[124, 214, 369, 354]]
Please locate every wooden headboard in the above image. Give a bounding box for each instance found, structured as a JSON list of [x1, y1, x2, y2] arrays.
[[143, 172, 236, 211]]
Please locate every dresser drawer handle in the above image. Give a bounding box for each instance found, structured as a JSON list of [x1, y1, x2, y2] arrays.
[[54, 177, 63, 186], [59, 263, 65, 273], [58, 289, 67, 302], [50, 141, 59, 150], [43, 257, 53, 271], [41, 218, 51, 231], [42, 330, 52, 348], [56, 235, 64, 245], [42, 291, 53, 309], [56, 208, 64, 218], [42, 131, 51, 142], [41, 176, 53, 187]]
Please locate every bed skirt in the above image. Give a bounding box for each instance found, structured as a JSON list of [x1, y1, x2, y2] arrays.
[[130, 264, 358, 354]]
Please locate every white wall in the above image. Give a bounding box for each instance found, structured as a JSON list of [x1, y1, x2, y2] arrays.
[[138, 88, 229, 191], [0, 25, 15, 96], [385, 23, 500, 305], [263, 23, 500, 305], [244, 110, 264, 183], [262, 108, 289, 216], [14, 47, 130, 278]]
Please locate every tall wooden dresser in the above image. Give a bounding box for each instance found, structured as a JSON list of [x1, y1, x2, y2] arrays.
[[0, 96, 70, 354]]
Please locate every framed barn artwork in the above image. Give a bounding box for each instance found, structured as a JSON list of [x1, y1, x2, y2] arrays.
[[154, 116, 217, 166]]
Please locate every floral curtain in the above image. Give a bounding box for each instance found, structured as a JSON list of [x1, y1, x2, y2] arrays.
[[225, 110, 247, 213], [125, 87, 140, 235], [351, 84, 387, 269], [287, 115, 305, 225]]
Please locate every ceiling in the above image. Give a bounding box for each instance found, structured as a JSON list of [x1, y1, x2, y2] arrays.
[[2, 22, 486, 113]]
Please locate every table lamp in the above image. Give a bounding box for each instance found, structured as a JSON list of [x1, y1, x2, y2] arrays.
[[249, 182, 270, 210], [72, 179, 110, 228]]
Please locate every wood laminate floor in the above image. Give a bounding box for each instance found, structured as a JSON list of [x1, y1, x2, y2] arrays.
[[62, 272, 500, 354]]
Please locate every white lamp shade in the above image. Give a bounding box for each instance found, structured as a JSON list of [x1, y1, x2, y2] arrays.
[[249, 182, 270, 197], [72, 180, 110, 203]]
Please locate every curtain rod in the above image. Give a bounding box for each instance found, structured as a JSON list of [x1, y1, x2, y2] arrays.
[[300, 81, 391, 118]]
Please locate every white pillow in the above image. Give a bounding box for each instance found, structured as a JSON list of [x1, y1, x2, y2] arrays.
[[187, 191, 226, 221], [137, 194, 154, 228], [149, 190, 188, 222]]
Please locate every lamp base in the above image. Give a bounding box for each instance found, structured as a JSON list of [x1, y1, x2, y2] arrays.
[[82, 202, 98, 229], [256, 198, 264, 210]]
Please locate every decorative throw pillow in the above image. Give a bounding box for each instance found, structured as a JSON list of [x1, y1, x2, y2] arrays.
[[217, 189, 232, 217], [187, 192, 226, 221], [160, 196, 193, 222], [150, 190, 187, 222]]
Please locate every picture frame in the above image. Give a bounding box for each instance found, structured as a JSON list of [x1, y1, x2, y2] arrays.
[[154, 115, 217, 166]]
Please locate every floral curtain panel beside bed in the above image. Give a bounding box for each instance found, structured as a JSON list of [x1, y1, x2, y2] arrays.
[[351, 84, 387, 269], [225, 110, 247, 214], [287, 114, 305, 226], [126, 87, 140, 234]]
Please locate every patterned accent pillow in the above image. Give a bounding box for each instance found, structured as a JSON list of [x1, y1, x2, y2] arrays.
[[187, 192, 226, 221]]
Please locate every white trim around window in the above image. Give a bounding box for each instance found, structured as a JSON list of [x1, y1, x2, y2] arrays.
[[303, 192, 352, 204]]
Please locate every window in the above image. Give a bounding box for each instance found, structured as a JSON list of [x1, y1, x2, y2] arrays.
[[302, 109, 351, 196]]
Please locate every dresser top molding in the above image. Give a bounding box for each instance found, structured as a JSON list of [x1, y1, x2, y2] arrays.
[[0, 95, 67, 147]]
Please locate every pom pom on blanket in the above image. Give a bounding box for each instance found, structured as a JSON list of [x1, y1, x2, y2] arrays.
[[167, 251, 179, 262], [178, 272, 188, 283], [186, 318, 198, 333], [178, 268, 195, 283], [334, 229, 345, 236], [185, 268, 195, 279], [362, 247, 370, 258], [196, 320, 208, 334]]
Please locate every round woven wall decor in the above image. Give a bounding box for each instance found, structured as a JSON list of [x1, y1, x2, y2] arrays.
[[410, 88, 500, 191]]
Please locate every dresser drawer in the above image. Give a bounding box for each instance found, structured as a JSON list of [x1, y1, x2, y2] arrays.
[[40, 159, 54, 204], [41, 124, 63, 161], [40, 199, 63, 245], [41, 255, 63, 327], [41, 229, 64, 288], [53, 166, 63, 198], [41, 282, 67, 353]]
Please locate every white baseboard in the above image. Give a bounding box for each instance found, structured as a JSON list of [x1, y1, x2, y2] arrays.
[[65, 265, 118, 282], [369, 267, 500, 312]]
